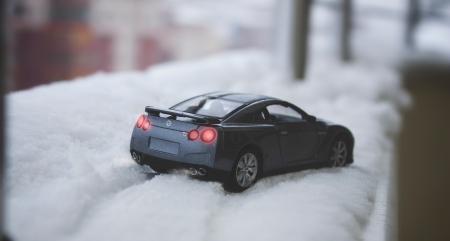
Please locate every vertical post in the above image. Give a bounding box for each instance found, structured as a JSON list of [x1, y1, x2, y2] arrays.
[[0, 0, 6, 240], [405, 0, 420, 47], [292, 0, 312, 80], [340, 0, 353, 62], [398, 62, 450, 241]]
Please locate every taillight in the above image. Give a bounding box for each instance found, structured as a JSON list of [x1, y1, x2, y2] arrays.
[[200, 128, 217, 144], [136, 115, 145, 128], [187, 128, 217, 143], [136, 115, 151, 131], [142, 118, 151, 131], [188, 129, 200, 140]]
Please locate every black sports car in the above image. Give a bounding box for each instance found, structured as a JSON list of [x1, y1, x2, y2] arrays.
[[130, 92, 354, 192]]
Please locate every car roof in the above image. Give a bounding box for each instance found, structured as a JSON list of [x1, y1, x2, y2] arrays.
[[204, 92, 277, 104]]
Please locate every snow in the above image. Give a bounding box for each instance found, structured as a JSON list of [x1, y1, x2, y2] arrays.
[[5, 50, 408, 241]]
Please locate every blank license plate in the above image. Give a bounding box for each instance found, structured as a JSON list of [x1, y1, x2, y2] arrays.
[[149, 138, 180, 155]]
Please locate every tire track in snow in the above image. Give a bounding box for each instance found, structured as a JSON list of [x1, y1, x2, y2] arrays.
[[204, 168, 377, 241]]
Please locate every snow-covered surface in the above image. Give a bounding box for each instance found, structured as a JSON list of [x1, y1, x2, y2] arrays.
[[5, 50, 408, 241]]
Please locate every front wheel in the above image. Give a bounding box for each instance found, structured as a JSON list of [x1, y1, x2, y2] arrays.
[[329, 135, 350, 167], [224, 150, 260, 192]]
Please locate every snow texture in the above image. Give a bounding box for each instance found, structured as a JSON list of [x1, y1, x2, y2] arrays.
[[5, 50, 408, 241]]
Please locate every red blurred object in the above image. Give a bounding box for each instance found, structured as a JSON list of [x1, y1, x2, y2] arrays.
[[136, 36, 171, 70], [13, 23, 113, 90]]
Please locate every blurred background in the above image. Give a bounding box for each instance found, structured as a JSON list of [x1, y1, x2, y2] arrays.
[[1, 0, 450, 241], [5, 0, 450, 89], [6, 0, 277, 90]]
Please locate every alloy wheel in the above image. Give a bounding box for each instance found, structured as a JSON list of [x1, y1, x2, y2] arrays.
[[235, 152, 258, 188], [330, 140, 348, 167]]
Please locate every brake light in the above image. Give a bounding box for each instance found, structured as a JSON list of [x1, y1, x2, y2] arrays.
[[187, 128, 217, 143], [200, 128, 217, 144], [142, 118, 151, 131], [136, 115, 145, 128], [188, 129, 200, 140], [136, 115, 151, 131]]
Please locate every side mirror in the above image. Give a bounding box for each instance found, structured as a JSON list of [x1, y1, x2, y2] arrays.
[[306, 115, 316, 122]]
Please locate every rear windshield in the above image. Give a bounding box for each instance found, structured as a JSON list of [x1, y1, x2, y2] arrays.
[[171, 96, 242, 118]]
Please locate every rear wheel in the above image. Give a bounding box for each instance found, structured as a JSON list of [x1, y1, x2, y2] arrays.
[[329, 135, 350, 167], [131, 151, 143, 165], [224, 150, 260, 192]]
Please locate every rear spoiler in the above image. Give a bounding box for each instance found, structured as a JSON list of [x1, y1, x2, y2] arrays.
[[145, 106, 220, 124]]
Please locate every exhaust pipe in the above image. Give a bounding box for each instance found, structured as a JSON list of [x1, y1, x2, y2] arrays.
[[198, 168, 207, 176], [189, 168, 198, 176], [188, 168, 207, 176]]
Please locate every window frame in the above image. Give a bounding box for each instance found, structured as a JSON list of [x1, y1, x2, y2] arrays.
[[265, 102, 308, 123], [170, 95, 243, 118], [230, 108, 271, 124], [223, 100, 314, 124]]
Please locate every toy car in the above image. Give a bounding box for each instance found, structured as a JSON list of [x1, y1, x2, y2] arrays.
[[130, 92, 354, 192]]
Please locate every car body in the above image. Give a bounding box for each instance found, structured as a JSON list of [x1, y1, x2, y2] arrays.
[[130, 92, 354, 191]]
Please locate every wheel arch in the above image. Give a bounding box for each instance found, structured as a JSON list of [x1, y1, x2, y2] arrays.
[[236, 143, 264, 175], [319, 125, 355, 163]]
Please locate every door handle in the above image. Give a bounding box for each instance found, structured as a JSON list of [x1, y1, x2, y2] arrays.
[[280, 131, 288, 135]]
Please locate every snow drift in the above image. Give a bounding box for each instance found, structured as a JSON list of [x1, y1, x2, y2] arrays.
[[5, 50, 408, 241]]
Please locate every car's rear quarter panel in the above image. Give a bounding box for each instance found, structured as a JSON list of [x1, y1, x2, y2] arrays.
[[315, 122, 355, 163], [214, 124, 283, 174]]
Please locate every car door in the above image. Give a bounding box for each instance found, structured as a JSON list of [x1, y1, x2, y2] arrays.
[[266, 104, 320, 164], [224, 107, 283, 172]]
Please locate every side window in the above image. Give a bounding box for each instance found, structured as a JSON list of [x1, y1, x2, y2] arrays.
[[266, 104, 303, 122], [236, 110, 268, 124]]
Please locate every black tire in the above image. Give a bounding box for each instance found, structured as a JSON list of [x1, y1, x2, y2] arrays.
[[328, 134, 351, 167], [223, 149, 261, 192], [131, 151, 143, 165]]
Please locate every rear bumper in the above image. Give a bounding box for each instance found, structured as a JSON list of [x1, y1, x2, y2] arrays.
[[130, 124, 238, 172], [131, 150, 229, 180], [130, 142, 214, 167], [130, 126, 218, 167]]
